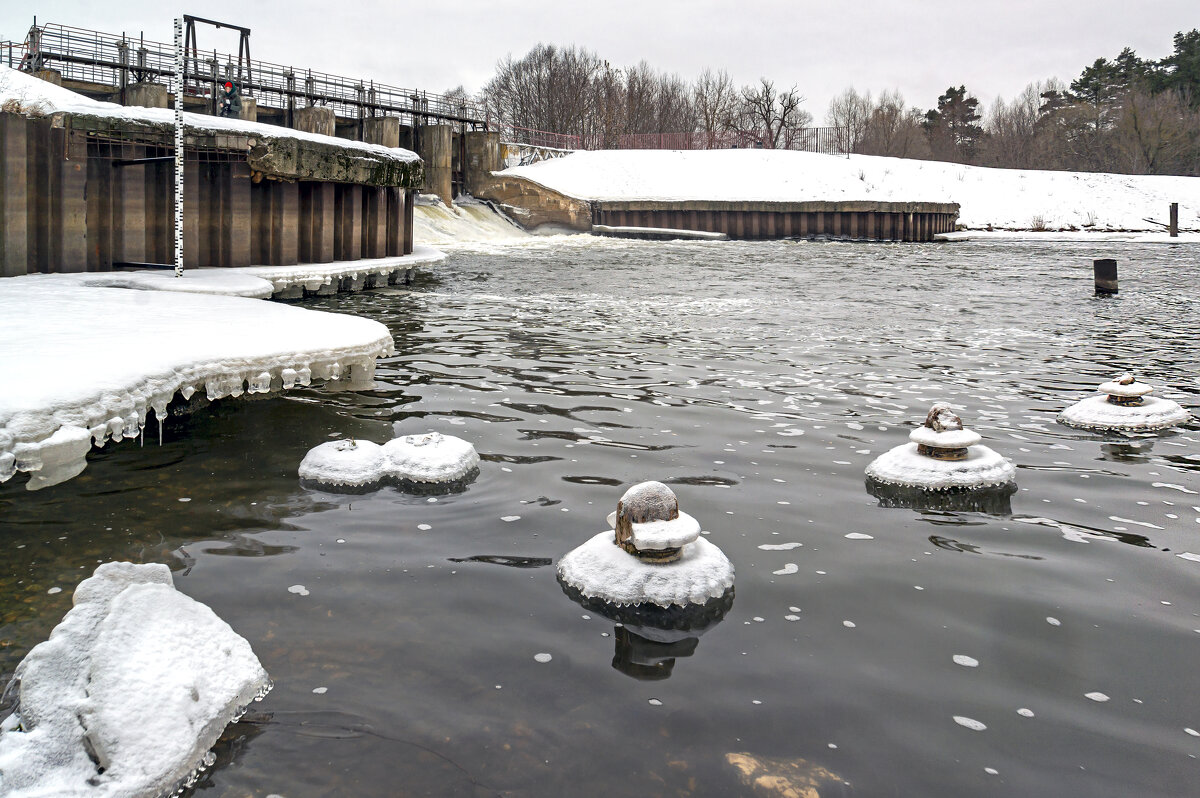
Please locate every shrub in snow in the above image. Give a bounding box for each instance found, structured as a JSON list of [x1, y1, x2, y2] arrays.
[[0, 562, 270, 798], [299, 431, 479, 492]]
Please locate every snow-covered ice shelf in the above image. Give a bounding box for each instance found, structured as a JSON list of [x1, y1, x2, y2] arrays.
[[228, 246, 446, 298], [0, 277, 394, 489], [503, 149, 1200, 232], [0, 562, 270, 798]]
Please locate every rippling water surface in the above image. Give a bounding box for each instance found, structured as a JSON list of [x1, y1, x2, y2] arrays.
[[2, 237, 1199, 797]]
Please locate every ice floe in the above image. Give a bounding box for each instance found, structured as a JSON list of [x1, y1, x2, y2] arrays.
[[1058, 374, 1190, 432], [299, 431, 480, 491], [0, 562, 270, 798]]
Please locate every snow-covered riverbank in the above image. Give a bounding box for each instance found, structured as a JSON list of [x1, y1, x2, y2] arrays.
[[0, 273, 399, 490], [501, 149, 1200, 232]]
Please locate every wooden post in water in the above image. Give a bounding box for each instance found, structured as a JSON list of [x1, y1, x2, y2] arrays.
[[1094, 258, 1118, 295], [1169, 203, 1179, 237]]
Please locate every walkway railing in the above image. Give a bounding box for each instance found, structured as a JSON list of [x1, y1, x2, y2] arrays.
[[5, 21, 488, 127], [498, 126, 847, 156]]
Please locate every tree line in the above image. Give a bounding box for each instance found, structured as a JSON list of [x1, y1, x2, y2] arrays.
[[472, 30, 1200, 175]]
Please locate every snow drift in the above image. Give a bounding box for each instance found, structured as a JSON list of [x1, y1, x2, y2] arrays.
[[501, 149, 1200, 232]]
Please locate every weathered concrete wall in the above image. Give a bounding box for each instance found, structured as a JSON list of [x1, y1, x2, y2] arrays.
[[0, 110, 426, 275], [473, 173, 958, 240], [293, 106, 335, 137], [594, 202, 959, 241], [473, 174, 592, 232], [126, 82, 167, 109], [237, 98, 258, 123], [364, 116, 401, 149], [417, 124, 453, 205], [464, 131, 501, 197]]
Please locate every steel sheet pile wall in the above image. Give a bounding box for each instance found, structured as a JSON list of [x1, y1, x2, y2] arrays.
[[0, 112, 417, 276]]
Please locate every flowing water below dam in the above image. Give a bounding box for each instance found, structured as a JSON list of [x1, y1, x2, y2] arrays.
[[1, 235, 1198, 797]]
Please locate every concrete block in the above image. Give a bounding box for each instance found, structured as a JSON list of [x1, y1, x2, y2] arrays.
[[416, 124, 453, 205], [126, 82, 168, 109], [293, 106, 335, 137], [364, 116, 400, 149], [0, 114, 30, 276], [464, 131, 501, 197]]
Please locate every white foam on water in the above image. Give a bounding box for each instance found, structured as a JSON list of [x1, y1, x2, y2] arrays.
[[953, 716, 987, 731], [502, 516, 521, 522], [534, 653, 552, 663], [843, 620, 856, 628], [288, 585, 309, 596], [784, 615, 801, 621], [312, 687, 327, 695], [1085, 692, 1110, 702], [648, 698, 662, 706], [953, 655, 980, 668], [1047, 617, 1062, 626]]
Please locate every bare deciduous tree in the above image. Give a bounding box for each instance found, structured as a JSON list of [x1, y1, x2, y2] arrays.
[[693, 68, 738, 145], [859, 90, 930, 158], [826, 87, 873, 153], [738, 78, 811, 148]]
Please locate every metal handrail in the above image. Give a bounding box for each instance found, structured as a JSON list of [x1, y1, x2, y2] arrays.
[[17, 21, 487, 126]]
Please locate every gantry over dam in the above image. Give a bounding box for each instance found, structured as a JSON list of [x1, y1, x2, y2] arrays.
[[0, 19, 508, 281]]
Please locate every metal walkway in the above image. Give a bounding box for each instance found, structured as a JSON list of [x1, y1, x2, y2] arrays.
[[1, 20, 488, 129]]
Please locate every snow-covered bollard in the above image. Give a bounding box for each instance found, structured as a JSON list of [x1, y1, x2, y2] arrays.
[[381, 431, 480, 484], [298, 431, 479, 493], [0, 562, 270, 798], [865, 404, 1016, 492], [557, 482, 735, 609], [1058, 373, 1190, 432]]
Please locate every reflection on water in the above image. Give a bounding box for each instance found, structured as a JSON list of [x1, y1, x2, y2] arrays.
[[2, 237, 1199, 797], [866, 476, 1017, 513]]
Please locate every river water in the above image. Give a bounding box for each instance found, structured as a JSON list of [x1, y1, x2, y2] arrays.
[[1, 236, 1198, 797]]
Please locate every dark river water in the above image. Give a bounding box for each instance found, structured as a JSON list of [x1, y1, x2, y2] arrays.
[[2, 237, 1199, 797]]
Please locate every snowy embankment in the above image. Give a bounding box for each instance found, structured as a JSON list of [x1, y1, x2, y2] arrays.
[[501, 149, 1200, 232], [0, 276, 394, 490]]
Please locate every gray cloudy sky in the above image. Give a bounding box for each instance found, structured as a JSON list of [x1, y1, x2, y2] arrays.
[[2, 1, 1195, 119]]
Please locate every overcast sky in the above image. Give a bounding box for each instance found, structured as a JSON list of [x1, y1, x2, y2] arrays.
[[2, 1, 1195, 119]]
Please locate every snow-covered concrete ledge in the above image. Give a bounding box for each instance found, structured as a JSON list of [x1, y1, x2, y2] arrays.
[[227, 245, 447, 298], [0, 562, 270, 797], [0, 276, 395, 490], [592, 225, 729, 241], [0, 66, 421, 186], [499, 149, 1200, 232]]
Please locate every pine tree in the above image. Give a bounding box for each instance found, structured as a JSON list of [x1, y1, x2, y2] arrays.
[[923, 86, 984, 162]]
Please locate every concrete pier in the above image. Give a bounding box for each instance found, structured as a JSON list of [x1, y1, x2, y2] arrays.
[[464, 131, 502, 197], [125, 82, 168, 109], [364, 116, 401, 149], [417, 124, 453, 205], [293, 106, 336, 137], [0, 107, 424, 276]]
